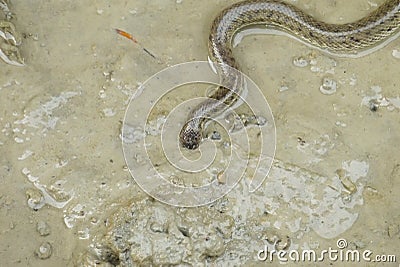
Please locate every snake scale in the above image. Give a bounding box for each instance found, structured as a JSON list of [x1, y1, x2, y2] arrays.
[[179, 0, 400, 149]]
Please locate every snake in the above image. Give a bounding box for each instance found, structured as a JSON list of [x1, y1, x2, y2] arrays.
[[179, 0, 400, 149]]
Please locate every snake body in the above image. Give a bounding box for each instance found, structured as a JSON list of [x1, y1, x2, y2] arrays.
[[180, 0, 400, 149]]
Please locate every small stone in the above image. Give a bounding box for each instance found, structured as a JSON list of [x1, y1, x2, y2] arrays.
[[319, 77, 337, 95], [392, 49, 400, 59], [36, 221, 51, 236], [210, 131, 221, 140], [129, 9, 138, 15], [31, 34, 39, 41], [170, 175, 184, 186], [150, 222, 167, 233], [279, 85, 290, 92], [35, 242, 52, 259], [222, 141, 230, 149], [217, 171, 225, 184], [90, 217, 99, 224], [369, 100, 379, 112], [26, 188, 45, 211], [275, 236, 291, 250], [244, 115, 267, 126], [293, 56, 308, 67]]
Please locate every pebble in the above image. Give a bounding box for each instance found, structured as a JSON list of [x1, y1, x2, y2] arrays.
[[275, 236, 291, 250], [150, 222, 167, 233], [368, 99, 379, 112], [392, 49, 400, 59], [35, 242, 52, 259], [217, 171, 225, 184], [292, 56, 308, 67], [170, 175, 184, 186], [102, 108, 116, 117], [26, 188, 45, 211], [31, 34, 39, 41], [279, 85, 290, 92], [36, 221, 51, 236], [319, 77, 337, 95], [244, 115, 267, 126], [210, 131, 221, 140], [129, 9, 138, 15]]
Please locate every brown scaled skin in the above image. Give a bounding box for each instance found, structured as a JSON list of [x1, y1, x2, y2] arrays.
[[179, 0, 400, 150]]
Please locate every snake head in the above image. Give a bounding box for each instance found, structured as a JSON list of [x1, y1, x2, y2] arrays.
[[179, 123, 202, 150]]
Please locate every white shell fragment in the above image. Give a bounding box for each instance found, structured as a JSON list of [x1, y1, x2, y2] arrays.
[[319, 77, 337, 95], [292, 56, 308, 67], [392, 49, 400, 59], [37, 221, 51, 236], [35, 242, 52, 259], [0, 2, 25, 66]]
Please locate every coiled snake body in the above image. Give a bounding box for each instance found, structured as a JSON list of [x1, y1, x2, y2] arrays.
[[179, 0, 400, 149]]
